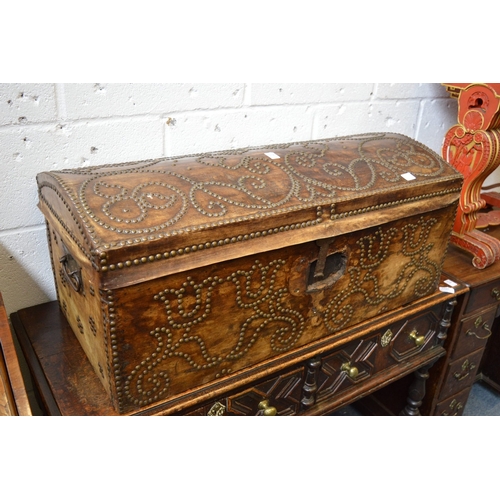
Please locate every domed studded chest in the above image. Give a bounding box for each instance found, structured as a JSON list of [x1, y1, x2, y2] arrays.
[[36, 132, 463, 414]]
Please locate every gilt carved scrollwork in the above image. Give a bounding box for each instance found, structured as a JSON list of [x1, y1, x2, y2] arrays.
[[442, 83, 500, 268]]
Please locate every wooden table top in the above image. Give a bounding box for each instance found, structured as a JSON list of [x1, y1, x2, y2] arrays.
[[11, 301, 119, 416]]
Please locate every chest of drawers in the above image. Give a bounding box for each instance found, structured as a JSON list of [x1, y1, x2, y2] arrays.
[[428, 228, 500, 415], [358, 226, 500, 416]]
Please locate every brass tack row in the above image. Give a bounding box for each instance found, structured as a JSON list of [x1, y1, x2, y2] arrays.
[[99, 212, 323, 271], [331, 188, 461, 220]]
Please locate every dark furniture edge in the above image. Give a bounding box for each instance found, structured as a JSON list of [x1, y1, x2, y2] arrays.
[[10, 312, 61, 416]]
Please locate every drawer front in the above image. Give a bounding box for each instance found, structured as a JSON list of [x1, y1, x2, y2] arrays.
[[452, 308, 496, 360], [465, 279, 500, 314], [315, 303, 444, 404], [185, 367, 305, 416], [434, 388, 471, 416], [184, 297, 455, 416], [439, 349, 484, 401]]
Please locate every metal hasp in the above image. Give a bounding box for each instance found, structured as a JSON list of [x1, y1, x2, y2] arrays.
[[442, 83, 500, 269]]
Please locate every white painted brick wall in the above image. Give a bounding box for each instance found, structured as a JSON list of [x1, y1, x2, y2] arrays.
[[0, 82, 464, 314], [63, 83, 246, 119], [312, 100, 422, 139], [0, 83, 58, 126], [250, 83, 374, 105]]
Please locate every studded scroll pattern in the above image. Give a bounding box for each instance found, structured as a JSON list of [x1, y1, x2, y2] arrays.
[[82, 137, 444, 237], [114, 209, 450, 411], [324, 216, 440, 334], [94, 180, 186, 226], [122, 259, 306, 408], [40, 135, 453, 251]]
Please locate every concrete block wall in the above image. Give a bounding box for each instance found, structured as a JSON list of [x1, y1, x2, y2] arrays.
[[0, 83, 461, 315]]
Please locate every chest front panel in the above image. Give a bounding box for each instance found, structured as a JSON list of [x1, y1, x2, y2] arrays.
[[89, 205, 455, 413]]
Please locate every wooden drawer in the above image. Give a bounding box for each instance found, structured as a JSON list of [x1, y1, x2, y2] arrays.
[[464, 278, 500, 314], [185, 367, 305, 416], [314, 304, 443, 405], [452, 307, 496, 360], [185, 298, 450, 416], [434, 388, 471, 416], [439, 349, 484, 401]]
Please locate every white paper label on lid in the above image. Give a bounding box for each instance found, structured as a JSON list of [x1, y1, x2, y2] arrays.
[[439, 286, 455, 294], [265, 152, 280, 159], [401, 172, 416, 181], [444, 279, 458, 287]]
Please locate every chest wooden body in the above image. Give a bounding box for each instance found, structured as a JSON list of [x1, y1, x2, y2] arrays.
[[37, 133, 462, 414]]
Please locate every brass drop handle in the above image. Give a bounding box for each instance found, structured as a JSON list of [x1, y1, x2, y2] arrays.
[[341, 362, 359, 380], [492, 288, 500, 301], [258, 400, 277, 416], [466, 322, 492, 340], [454, 359, 476, 381], [409, 330, 425, 347]]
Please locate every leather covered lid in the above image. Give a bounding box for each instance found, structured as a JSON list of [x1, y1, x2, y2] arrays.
[[37, 133, 463, 288]]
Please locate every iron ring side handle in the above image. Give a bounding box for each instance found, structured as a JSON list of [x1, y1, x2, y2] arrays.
[[60, 254, 83, 293], [466, 322, 492, 340]]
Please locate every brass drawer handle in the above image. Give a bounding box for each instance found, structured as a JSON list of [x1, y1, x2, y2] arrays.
[[454, 371, 471, 382], [454, 359, 476, 381], [492, 288, 500, 301], [409, 330, 425, 347], [466, 322, 492, 340], [341, 362, 359, 380], [441, 398, 464, 416], [258, 400, 277, 416]]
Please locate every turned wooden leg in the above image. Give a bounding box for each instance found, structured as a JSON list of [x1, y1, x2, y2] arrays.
[[400, 363, 432, 416], [301, 357, 321, 410], [400, 297, 456, 416]]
